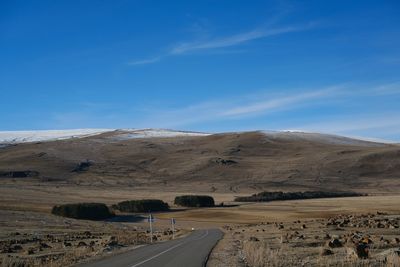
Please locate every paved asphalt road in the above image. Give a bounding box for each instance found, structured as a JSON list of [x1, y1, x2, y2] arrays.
[[77, 229, 223, 267]]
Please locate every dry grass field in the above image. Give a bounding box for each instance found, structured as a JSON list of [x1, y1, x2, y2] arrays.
[[206, 196, 400, 267], [224, 212, 400, 267], [0, 183, 399, 266], [0, 200, 189, 267]]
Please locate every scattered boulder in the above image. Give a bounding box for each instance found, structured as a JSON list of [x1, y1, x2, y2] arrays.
[[72, 160, 93, 172], [377, 222, 385, 228], [297, 234, 305, 240], [107, 240, 118, 247], [324, 233, 331, 240], [163, 231, 169, 236], [327, 238, 343, 248], [77, 241, 87, 247], [213, 158, 237, 165], [39, 243, 51, 249], [63, 241, 72, 248], [321, 248, 334, 256], [361, 237, 373, 244], [83, 231, 92, 236], [25, 248, 35, 255], [355, 243, 369, 258], [249, 236, 259, 241]]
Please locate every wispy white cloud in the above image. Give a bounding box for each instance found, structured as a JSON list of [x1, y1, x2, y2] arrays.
[[221, 86, 339, 116], [371, 81, 400, 95], [46, 82, 400, 141], [127, 56, 162, 65], [128, 23, 313, 66], [294, 114, 400, 143], [137, 82, 400, 133], [298, 115, 400, 134], [141, 85, 343, 127], [170, 26, 303, 55]]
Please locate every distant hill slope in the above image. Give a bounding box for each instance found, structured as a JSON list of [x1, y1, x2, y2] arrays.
[[0, 130, 399, 193], [0, 128, 209, 144]]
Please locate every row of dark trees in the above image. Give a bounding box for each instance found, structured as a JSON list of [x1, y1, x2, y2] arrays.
[[51, 191, 365, 221], [112, 199, 169, 212], [235, 191, 364, 202], [51, 203, 113, 220], [51, 195, 215, 220], [174, 195, 215, 207]]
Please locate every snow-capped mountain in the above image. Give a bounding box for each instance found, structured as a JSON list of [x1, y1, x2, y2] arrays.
[[0, 128, 210, 144], [0, 129, 111, 144]]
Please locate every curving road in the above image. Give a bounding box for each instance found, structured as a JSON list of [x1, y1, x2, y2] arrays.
[[77, 229, 223, 267]]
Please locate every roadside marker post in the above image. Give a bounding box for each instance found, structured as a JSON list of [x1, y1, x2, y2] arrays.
[[148, 214, 155, 243], [171, 218, 176, 239]]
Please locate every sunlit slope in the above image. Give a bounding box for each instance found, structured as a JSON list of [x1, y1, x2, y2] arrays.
[[0, 130, 399, 193]]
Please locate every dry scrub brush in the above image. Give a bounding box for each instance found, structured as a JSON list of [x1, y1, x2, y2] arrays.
[[242, 241, 302, 267], [242, 241, 400, 267]]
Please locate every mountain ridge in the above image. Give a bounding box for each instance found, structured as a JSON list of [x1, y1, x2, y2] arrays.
[[0, 130, 399, 193], [0, 128, 395, 145]]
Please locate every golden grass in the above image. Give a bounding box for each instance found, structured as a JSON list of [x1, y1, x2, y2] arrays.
[[242, 241, 307, 267], [158, 195, 400, 223]]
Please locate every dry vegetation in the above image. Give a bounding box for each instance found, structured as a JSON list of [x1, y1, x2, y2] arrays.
[[0, 210, 184, 267], [208, 209, 400, 267]]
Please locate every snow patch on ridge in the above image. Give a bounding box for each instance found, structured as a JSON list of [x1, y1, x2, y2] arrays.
[[0, 128, 391, 146], [0, 128, 210, 144], [0, 129, 112, 144], [110, 129, 210, 140]]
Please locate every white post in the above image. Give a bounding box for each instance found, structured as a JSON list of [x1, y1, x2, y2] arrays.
[[149, 213, 153, 243], [171, 218, 175, 240]]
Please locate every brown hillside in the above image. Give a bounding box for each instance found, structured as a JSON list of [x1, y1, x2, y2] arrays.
[[0, 131, 399, 193]]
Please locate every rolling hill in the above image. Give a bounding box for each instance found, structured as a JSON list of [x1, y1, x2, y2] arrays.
[[0, 129, 399, 193]]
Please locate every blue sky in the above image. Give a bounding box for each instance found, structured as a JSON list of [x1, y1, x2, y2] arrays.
[[1, 0, 400, 141]]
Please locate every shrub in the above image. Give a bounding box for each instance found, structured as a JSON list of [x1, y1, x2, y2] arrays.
[[113, 199, 169, 212], [234, 191, 364, 202], [0, 170, 39, 178], [51, 203, 113, 220], [72, 160, 93, 172], [174, 195, 215, 207]]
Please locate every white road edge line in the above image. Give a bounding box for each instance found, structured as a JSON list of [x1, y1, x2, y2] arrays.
[[130, 229, 209, 267], [130, 242, 185, 267]]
